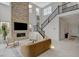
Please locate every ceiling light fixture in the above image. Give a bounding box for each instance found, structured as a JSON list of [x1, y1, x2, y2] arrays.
[[29, 4, 32, 8]]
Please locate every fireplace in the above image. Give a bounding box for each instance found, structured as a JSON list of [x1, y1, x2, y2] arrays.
[[17, 33, 26, 37]]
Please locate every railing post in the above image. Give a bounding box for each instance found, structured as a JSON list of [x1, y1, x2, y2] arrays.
[[48, 17, 50, 23], [58, 6, 60, 14], [76, 4, 79, 9], [36, 24, 38, 31]]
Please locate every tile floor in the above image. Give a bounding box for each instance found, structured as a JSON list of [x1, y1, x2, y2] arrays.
[[0, 39, 79, 57], [39, 39, 79, 57]]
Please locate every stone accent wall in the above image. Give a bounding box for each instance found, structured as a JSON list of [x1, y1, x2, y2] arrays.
[[12, 2, 29, 23], [11, 2, 29, 41]]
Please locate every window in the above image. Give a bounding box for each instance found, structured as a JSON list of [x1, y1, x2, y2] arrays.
[[36, 8, 40, 15], [29, 4, 32, 13], [43, 6, 52, 15]]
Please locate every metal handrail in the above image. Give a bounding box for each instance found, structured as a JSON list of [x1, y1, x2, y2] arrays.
[[41, 2, 71, 28], [59, 2, 71, 7], [38, 3, 79, 38], [41, 3, 79, 29], [62, 4, 79, 13], [41, 7, 58, 29], [37, 25, 45, 38]]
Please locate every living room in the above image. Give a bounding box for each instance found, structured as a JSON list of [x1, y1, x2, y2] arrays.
[[0, 2, 79, 57]]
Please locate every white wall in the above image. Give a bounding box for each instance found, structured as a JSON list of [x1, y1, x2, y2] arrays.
[[29, 3, 41, 26], [59, 19, 79, 40], [43, 15, 59, 46], [0, 4, 11, 22], [69, 23, 79, 37], [40, 2, 62, 25]]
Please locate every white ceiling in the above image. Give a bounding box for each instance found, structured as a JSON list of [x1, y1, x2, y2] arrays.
[[60, 13, 79, 24], [0, 2, 10, 6], [0, 2, 52, 8], [32, 2, 52, 8]]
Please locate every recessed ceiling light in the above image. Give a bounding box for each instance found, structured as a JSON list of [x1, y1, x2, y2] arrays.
[[29, 4, 32, 8]]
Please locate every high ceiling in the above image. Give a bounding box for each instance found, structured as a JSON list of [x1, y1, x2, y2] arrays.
[[32, 2, 52, 8], [0, 2, 10, 6], [0, 2, 52, 8]]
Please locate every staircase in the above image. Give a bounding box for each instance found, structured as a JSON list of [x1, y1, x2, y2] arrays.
[[36, 2, 79, 38], [36, 25, 45, 38]]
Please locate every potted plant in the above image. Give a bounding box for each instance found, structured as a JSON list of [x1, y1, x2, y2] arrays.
[[2, 23, 8, 41], [0, 27, 2, 34]]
